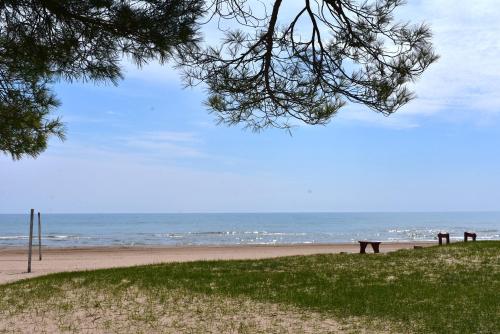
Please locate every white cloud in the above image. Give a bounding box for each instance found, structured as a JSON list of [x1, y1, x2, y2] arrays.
[[317, 0, 500, 127], [121, 131, 204, 158], [49, 131, 206, 161], [397, 0, 500, 118]]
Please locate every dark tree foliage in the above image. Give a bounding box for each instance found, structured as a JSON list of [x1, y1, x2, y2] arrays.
[[0, 66, 62, 159], [180, 0, 438, 130], [1, 0, 437, 159], [0, 0, 202, 159]]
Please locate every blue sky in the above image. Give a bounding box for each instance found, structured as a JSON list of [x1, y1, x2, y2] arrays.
[[1, 0, 500, 213]]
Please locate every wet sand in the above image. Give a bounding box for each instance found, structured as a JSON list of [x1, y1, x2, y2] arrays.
[[0, 242, 434, 285]]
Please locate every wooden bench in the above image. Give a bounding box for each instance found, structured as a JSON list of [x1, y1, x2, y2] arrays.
[[437, 233, 450, 245], [464, 232, 477, 242], [358, 241, 381, 254]]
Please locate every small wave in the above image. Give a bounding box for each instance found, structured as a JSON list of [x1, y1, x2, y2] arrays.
[[0, 235, 29, 240], [163, 231, 311, 237], [190, 231, 239, 235], [478, 235, 500, 240], [46, 235, 83, 240], [388, 229, 411, 233]]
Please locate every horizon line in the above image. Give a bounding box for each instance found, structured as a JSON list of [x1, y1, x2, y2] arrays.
[[1, 210, 500, 215]]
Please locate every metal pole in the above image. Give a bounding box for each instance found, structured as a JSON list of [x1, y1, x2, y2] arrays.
[[38, 212, 42, 261], [27, 209, 34, 273]]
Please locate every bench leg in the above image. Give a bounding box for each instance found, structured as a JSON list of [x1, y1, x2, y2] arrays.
[[359, 243, 368, 254], [372, 243, 380, 253]]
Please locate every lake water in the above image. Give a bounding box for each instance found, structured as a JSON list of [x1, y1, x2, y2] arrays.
[[0, 212, 499, 247]]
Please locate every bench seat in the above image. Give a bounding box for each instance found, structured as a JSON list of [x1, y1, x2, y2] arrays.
[[358, 241, 381, 254]]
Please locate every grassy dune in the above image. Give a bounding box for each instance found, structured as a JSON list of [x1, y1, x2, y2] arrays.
[[1, 242, 499, 333]]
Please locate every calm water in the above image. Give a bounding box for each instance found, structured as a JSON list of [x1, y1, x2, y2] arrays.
[[0, 212, 499, 247]]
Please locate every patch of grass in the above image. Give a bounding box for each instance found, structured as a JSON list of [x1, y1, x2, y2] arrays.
[[1, 242, 499, 333]]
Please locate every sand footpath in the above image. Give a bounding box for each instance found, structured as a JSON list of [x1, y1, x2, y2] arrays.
[[0, 242, 433, 285]]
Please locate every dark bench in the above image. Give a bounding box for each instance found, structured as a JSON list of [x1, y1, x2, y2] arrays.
[[358, 241, 381, 254], [464, 232, 477, 242], [437, 233, 450, 245]]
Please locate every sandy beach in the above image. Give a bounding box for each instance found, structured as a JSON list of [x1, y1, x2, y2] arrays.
[[0, 242, 433, 285]]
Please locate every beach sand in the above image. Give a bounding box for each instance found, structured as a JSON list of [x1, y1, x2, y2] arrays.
[[0, 242, 433, 285]]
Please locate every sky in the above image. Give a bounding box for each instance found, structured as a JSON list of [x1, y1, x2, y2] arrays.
[[1, 0, 500, 213]]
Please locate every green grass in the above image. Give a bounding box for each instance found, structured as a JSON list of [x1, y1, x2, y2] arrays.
[[1, 241, 499, 333]]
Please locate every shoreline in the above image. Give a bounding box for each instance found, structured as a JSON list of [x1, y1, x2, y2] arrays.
[[0, 242, 434, 285], [0, 240, 439, 249]]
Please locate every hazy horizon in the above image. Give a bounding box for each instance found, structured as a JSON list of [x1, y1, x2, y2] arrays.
[[2, 210, 500, 215]]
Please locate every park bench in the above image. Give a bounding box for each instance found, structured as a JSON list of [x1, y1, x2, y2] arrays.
[[464, 232, 477, 242], [358, 241, 381, 254], [437, 233, 450, 245]]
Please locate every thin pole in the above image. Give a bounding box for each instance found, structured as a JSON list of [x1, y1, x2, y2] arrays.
[[38, 212, 42, 261], [27, 209, 34, 273]]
